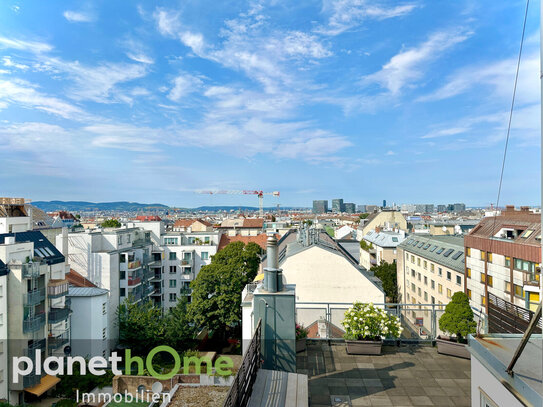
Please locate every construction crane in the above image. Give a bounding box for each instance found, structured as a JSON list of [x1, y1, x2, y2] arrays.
[[197, 190, 280, 216]]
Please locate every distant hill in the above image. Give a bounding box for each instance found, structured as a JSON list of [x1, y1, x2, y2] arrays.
[[32, 201, 170, 212], [191, 206, 307, 211]]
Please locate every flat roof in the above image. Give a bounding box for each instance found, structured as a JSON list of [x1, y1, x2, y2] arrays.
[[469, 334, 542, 406]]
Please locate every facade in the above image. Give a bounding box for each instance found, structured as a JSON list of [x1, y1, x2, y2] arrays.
[[397, 235, 465, 335], [331, 199, 344, 213], [172, 219, 213, 232], [67, 286, 109, 359], [359, 230, 406, 270], [358, 210, 407, 238], [415, 204, 435, 214], [343, 203, 355, 213], [0, 199, 70, 404], [464, 206, 541, 314], [218, 218, 264, 236], [312, 200, 328, 214], [61, 227, 155, 342]]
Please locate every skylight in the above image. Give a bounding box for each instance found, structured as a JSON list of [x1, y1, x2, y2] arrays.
[[452, 251, 463, 260], [436, 248, 445, 254], [417, 242, 424, 248], [443, 249, 454, 257], [429, 246, 437, 252], [423, 244, 430, 249]]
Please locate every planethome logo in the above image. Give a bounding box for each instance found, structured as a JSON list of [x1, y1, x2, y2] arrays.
[[13, 345, 234, 383]]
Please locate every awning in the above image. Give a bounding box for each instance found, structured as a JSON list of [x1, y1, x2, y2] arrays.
[[25, 375, 60, 396], [253, 273, 264, 282]]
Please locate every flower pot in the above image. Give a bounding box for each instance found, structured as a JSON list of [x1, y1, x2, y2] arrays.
[[296, 338, 307, 353], [345, 339, 383, 355], [436, 336, 470, 359]]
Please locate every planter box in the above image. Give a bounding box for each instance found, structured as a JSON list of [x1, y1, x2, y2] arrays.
[[296, 338, 307, 353], [346, 339, 383, 355], [436, 336, 470, 359]]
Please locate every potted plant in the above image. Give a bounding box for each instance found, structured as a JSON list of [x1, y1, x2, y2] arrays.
[[436, 291, 476, 359], [296, 324, 308, 353], [342, 302, 402, 355]]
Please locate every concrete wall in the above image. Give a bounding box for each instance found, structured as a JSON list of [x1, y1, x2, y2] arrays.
[[69, 292, 109, 358], [0, 274, 7, 400]]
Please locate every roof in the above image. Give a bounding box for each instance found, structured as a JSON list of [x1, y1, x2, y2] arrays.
[[220, 218, 264, 229], [218, 233, 278, 251], [0, 230, 65, 265], [336, 240, 361, 263], [363, 230, 407, 248], [398, 235, 465, 273], [68, 286, 108, 297], [174, 219, 195, 228], [66, 269, 98, 287], [135, 215, 161, 221]]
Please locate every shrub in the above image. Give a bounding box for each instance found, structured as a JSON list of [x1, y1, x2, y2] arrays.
[[295, 324, 308, 340], [438, 291, 476, 342], [342, 302, 402, 340]]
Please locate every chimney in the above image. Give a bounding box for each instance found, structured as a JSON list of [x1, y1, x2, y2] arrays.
[[505, 205, 515, 212], [263, 235, 283, 292], [520, 206, 530, 212]]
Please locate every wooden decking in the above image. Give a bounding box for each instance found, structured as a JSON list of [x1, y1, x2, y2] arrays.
[[248, 369, 308, 407]]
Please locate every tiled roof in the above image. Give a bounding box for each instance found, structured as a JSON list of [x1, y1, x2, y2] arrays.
[[66, 269, 97, 287], [174, 219, 195, 228], [136, 215, 162, 221], [218, 233, 277, 251], [68, 286, 108, 297], [0, 231, 65, 265], [398, 235, 465, 273]]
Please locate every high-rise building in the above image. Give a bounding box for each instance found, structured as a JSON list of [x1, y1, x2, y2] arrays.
[[331, 199, 344, 213], [357, 205, 366, 213], [453, 203, 466, 213], [312, 200, 328, 214], [344, 203, 356, 213], [383, 200, 387, 208], [437, 205, 447, 213]]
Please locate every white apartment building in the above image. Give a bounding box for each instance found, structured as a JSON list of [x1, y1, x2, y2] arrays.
[[160, 231, 220, 310], [61, 227, 156, 344], [359, 229, 406, 270], [396, 235, 465, 337], [0, 198, 70, 404], [67, 286, 109, 359]]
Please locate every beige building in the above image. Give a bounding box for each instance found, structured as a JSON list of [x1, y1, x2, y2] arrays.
[[397, 235, 465, 337], [172, 219, 213, 232], [359, 230, 406, 270], [218, 218, 264, 236], [357, 210, 407, 238]]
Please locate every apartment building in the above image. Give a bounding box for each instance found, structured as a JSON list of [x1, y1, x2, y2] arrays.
[[464, 206, 541, 313], [357, 210, 407, 238], [61, 227, 156, 343], [218, 218, 264, 236], [359, 230, 406, 270], [172, 219, 213, 232], [160, 230, 220, 310], [397, 235, 465, 334], [0, 198, 70, 404]]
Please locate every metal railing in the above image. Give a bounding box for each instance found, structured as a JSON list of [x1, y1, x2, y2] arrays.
[[24, 288, 46, 306], [16, 262, 41, 279], [48, 307, 71, 324], [48, 331, 69, 351], [223, 319, 262, 407], [23, 313, 46, 333], [295, 302, 488, 342]]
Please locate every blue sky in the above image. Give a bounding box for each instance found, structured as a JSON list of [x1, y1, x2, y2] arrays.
[[0, 0, 540, 208]]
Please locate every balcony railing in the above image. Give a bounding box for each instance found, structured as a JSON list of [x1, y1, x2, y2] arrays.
[[133, 236, 151, 246], [48, 331, 69, 351], [23, 313, 46, 333], [143, 268, 155, 280], [181, 259, 193, 266], [23, 373, 41, 388], [127, 277, 141, 286], [24, 288, 46, 306], [523, 272, 541, 287], [18, 262, 41, 279], [48, 279, 69, 298], [180, 288, 192, 295], [48, 307, 71, 324], [128, 260, 141, 270]]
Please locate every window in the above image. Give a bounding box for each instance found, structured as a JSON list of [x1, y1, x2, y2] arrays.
[[102, 303, 107, 315], [514, 284, 523, 298], [481, 295, 486, 306], [430, 264, 434, 272], [127, 234, 131, 243], [204, 236, 210, 244], [467, 268, 471, 278], [447, 271, 451, 281], [424, 292, 428, 301], [120, 270, 125, 280], [169, 266, 177, 274], [424, 276, 427, 285], [169, 280, 177, 288], [452, 251, 463, 260], [456, 275, 462, 285], [429, 245, 437, 252], [406, 253, 409, 260], [438, 268, 442, 277], [521, 229, 534, 238], [417, 258, 421, 266], [480, 391, 498, 407], [169, 293, 177, 302], [505, 282, 511, 293], [446, 289, 452, 299], [466, 248, 471, 257], [102, 328, 107, 340], [120, 288, 126, 297], [418, 287, 421, 296], [417, 273, 421, 281], [120, 254, 126, 263], [480, 251, 485, 261], [467, 289, 471, 299], [118, 235, 122, 245], [443, 249, 454, 257], [487, 275, 493, 287], [431, 280, 435, 289], [411, 255, 414, 263], [169, 252, 177, 260], [411, 269, 415, 277], [505, 256, 511, 267], [488, 253, 493, 263], [411, 283, 415, 292], [438, 284, 443, 294], [514, 258, 535, 273], [423, 260, 427, 269], [431, 296, 435, 304], [423, 244, 430, 249], [436, 248, 444, 255], [164, 237, 178, 245], [201, 252, 209, 260]]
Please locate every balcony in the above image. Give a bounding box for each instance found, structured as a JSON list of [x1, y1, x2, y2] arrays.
[[19, 262, 41, 279], [181, 259, 193, 266], [143, 268, 155, 280], [48, 331, 69, 351], [23, 313, 46, 333], [523, 271, 541, 287], [180, 287, 192, 295], [128, 260, 141, 270], [24, 288, 46, 306], [23, 373, 42, 389], [150, 287, 162, 296], [133, 236, 151, 246], [48, 306, 71, 324], [48, 279, 69, 298], [150, 273, 161, 282], [127, 277, 141, 287]]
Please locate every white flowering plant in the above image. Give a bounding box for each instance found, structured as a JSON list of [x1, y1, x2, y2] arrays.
[[341, 302, 403, 341]]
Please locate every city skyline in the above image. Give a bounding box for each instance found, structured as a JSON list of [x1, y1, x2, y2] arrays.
[[0, 1, 540, 207]]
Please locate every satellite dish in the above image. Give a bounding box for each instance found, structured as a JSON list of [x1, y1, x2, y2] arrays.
[[151, 382, 163, 394]]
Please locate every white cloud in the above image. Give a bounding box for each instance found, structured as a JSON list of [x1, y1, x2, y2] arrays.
[[0, 122, 72, 151], [84, 124, 162, 152], [363, 29, 471, 94], [0, 37, 52, 53], [122, 38, 154, 64], [318, 0, 418, 36], [63, 10, 95, 23], [2, 56, 29, 70], [168, 73, 203, 101], [422, 127, 468, 139]]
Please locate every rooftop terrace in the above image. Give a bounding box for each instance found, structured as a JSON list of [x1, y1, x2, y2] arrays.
[[297, 341, 471, 407]]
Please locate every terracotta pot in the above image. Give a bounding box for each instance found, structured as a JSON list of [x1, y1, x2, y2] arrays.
[[296, 338, 307, 353], [345, 339, 383, 355], [436, 336, 470, 359]]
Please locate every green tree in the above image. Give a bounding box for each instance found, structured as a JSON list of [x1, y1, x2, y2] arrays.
[[359, 213, 369, 220], [360, 240, 374, 251], [164, 297, 197, 351], [370, 261, 398, 302], [439, 291, 476, 341], [117, 297, 165, 355], [188, 241, 261, 336], [101, 218, 121, 228], [325, 226, 335, 238]]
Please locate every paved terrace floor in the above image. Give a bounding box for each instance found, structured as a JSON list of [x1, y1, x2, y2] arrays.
[[296, 341, 471, 407]]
